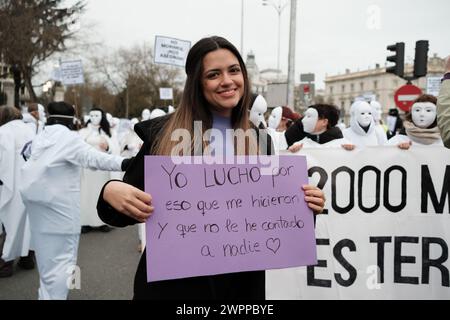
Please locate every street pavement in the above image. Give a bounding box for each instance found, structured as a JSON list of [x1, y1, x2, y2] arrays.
[[0, 225, 141, 300]]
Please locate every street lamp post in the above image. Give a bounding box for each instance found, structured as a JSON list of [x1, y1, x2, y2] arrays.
[[287, 0, 298, 108], [262, 0, 289, 75]]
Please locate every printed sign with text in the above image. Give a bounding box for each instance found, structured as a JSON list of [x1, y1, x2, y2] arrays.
[[154, 36, 191, 68], [144, 156, 317, 282], [60, 60, 84, 85]]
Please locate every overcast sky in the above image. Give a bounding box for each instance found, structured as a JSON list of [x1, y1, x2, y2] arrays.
[[69, 0, 450, 89]]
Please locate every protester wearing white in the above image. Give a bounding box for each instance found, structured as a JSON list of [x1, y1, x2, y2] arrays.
[[267, 106, 288, 151], [249, 94, 268, 128], [343, 101, 387, 148], [370, 100, 388, 144], [141, 108, 151, 121], [22, 104, 46, 135], [387, 97, 443, 148], [0, 117, 34, 267], [120, 118, 142, 159], [150, 108, 167, 120], [79, 109, 117, 230], [20, 102, 124, 300]]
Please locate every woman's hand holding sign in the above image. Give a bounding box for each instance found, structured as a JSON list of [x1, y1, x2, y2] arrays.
[[103, 181, 154, 223], [303, 185, 325, 215]]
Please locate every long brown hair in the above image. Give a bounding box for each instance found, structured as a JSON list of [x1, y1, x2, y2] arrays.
[[152, 36, 257, 156]]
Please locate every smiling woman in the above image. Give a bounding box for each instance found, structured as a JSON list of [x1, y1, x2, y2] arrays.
[[202, 49, 244, 117], [96, 36, 326, 300]]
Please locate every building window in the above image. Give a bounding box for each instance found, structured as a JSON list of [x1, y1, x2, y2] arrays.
[[329, 86, 334, 94], [350, 83, 354, 92], [360, 82, 364, 91], [374, 80, 378, 90], [341, 85, 345, 93]]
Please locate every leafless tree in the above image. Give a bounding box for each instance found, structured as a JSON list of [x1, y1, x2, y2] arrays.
[[0, 0, 86, 106], [90, 43, 183, 118]]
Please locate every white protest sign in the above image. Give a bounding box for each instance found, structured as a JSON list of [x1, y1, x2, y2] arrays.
[[154, 36, 191, 68], [427, 77, 441, 97], [159, 88, 173, 100], [267, 146, 450, 300], [60, 60, 84, 85]]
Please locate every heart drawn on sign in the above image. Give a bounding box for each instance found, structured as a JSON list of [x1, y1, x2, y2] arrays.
[[266, 238, 281, 254]]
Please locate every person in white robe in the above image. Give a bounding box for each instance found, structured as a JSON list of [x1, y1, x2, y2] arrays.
[[343, 101, 387, 149], [150, 108, 166, 120], [22, 103, 46, 135], [79, 108, 117, 232], [0, 106, 35, 277], [249, 94, 268, 128], [387, 95, 443, 149], [267, 107, 288, 152], [120, 118, 142, 159], [141, 108, 151, 122], [20, 102, 125, 300], [370, 100, 388, 144]]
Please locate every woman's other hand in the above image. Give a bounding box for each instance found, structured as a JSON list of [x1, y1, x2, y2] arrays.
[[288, 143, 304, 153], [303, 185, 325, 215]]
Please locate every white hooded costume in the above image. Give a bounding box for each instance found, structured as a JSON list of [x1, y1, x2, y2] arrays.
[[20, 124, 123, 300], [79, 111, 119, 228], [120, 118, 142, 158], [0, 120, 34, 262], [22, 104, 46, 135], [249, 95, 268, 128], [370, 100, 388, 145], [343, 101, 387, 148], [267, 107, 288, 152]]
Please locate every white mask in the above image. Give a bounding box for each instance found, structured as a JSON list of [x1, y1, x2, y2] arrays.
[[142, 109, 151, 121], [131, 118, 139, 126], [89, 110, 102, 126], [249, 95, 268, 127], [370, 101, 382, 123], [37, 104, 47, 124], [302, 108, 319, 134], [355, 102, 373, 128], [268, 107, 282, 130], [168, 106, 175, 114], [150, 109, 166, 120], [411, 102, 436, 129]]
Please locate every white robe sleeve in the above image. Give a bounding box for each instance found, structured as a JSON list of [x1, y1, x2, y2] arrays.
[[66, 134, 124, 171]]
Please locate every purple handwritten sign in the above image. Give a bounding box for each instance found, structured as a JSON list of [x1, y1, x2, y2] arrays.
[[144, 156, 317, 282]]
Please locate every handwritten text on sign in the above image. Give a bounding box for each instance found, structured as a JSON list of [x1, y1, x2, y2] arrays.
[[144, 156, 317, 282]]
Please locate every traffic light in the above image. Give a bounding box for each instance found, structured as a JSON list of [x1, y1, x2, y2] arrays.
[[386, 42, 405, 78], [414, 40, 429, 78]]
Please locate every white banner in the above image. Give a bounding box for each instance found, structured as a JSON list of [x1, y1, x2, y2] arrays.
[[60, 60, 84, 85], [154, 36, 191, 68], [267, 146, 450, 300]]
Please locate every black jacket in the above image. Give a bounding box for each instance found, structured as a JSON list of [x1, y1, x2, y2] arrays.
[[97, 116, 269, 300], [285, 119, 343, 147]]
